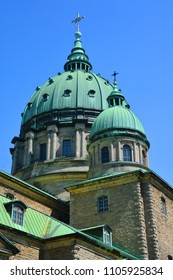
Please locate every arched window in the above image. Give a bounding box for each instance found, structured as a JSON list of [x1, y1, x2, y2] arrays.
[[123, 145, 132, 161], [63, 139, 72, 157], [97, 196, 108, 213], [11, 204, 25, 226], [101, 146, 109, 163], [103, 227, 112, 246], [161, 197, 167, 215]]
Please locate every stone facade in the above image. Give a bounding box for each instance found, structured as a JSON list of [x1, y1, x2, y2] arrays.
[[67, 170, 173, 260], [40, 238, 119, 260], [12, 125, 90, 200], [10, 242, 40, 260], [142, 181, 173, 260], [0, 171, 135, 260], [88, 136, 149, 179]]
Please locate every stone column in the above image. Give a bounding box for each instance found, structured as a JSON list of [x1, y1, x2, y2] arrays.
[[51, 130, 57, 160], [28, 132, 34, 165], [75, 124, 85, 158], [117, 141, 121, 161], [47, 125, 58, 160], [28, 138, 32, 165], [75, 128, 80, 158], [139, 144, 143, 164], [133, 142, 136, 162], [24, 132, 34, 166], [110, 142, 114, 162], [46, 131, 51, 160], [81, 129, 85, 158]]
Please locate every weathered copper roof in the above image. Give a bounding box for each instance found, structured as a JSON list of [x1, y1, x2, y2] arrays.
[[21, 31, 113, 134], [0, 194, 140, 259]]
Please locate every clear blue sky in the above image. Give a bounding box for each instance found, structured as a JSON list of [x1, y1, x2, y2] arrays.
[[0, 0, 173, 186]]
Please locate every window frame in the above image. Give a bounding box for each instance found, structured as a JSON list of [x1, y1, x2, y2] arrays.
[[40, 143, 47, 161], [101, 146, 109, 163], [62, 139, 72, 157], [123, 144, 132, 162], [11, 204, 25, 226], [161, 197, 167, 215], [97, 195, 109, 213], [103, 227, 112, 246]]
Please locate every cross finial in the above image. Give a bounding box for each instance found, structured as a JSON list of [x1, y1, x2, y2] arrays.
[[111, 70, 119, 82], [72, 13, 85, 32]]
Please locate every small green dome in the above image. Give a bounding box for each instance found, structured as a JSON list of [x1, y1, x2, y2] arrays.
[[90, 106, 146, 139], [89, 82, 148, 142]]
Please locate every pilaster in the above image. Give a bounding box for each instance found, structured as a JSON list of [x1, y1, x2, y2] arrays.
[[142, 182, 160, 259], [75, 123, 85, 158], [47, 125, 58, 160], [134, 182, 148, 259], [24, 131, 34, 166]]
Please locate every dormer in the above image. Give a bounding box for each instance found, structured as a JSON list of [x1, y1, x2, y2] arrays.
[[4, 200, 27, 226], [81, 225, 112, 246]]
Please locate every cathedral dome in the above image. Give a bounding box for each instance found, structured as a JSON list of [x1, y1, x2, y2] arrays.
[[11, 28, 114, 200], [21, 71, 113, 130], [21, 31, 113, 136]]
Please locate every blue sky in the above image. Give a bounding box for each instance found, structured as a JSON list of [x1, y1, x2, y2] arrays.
[[0, 0, 173, 186]]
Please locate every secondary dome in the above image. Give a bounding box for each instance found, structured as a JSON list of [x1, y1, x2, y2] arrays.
[[20, 31, 113, 136], [88, 82, 150, 179], [90, 106, 146, 137], [89, 82, 149, 146]]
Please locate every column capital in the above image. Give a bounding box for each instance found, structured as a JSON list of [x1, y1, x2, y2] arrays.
[[75, 123, 85, 131], [25, 131, 35, 139], [47, 124, 58, 133]]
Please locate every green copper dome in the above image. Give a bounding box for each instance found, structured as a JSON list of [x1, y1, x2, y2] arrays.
[[90, 106, 146, 137], [20, 31, 113, 135], [89, 82, 148, 143], [21, 71, 113, 122]]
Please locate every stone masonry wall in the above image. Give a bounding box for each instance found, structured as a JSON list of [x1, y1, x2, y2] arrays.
[[70, 179, 148, 258], [151, 184, 173, 259], [10, 242, 39, 260], [142, 181, 173, 260], [40, 238, 117, 260]]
